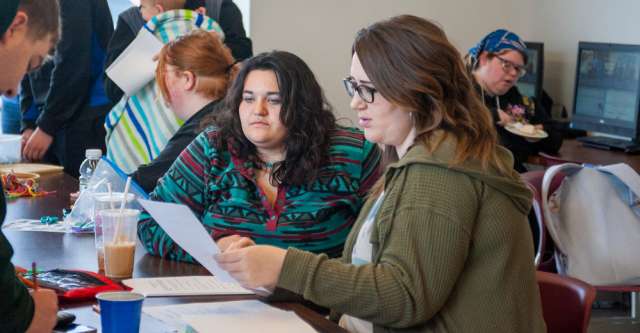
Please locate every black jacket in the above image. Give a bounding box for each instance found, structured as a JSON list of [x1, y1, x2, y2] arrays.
[[104, 1, 252, 103], [32, 0, 113, 136], [20, 61, 54, 132], [131, 100, 219, 193], [479, 85, 563, 172]]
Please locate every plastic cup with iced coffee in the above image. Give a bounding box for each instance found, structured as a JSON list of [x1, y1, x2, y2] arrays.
[[93, 193, 135, 272], [99, 208, 141, 279]]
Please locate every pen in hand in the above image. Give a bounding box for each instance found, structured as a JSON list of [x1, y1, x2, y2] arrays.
[[31, 261, 38, 290]]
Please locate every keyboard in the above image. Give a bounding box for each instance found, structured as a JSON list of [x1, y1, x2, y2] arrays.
[[577, 136, 640, 153]]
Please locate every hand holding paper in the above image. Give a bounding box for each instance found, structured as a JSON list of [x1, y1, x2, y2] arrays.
[[137, 199, 235, 282], [214, 245, 287, 291]]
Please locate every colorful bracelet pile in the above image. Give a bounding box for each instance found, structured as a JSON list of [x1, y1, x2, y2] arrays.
[[1, 172, 55, 199]]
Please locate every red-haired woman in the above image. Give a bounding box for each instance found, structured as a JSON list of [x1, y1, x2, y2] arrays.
[[130, 30, 237, 192]]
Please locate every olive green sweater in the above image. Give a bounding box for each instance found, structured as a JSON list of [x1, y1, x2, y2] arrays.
[[277, 137, 546, 332]]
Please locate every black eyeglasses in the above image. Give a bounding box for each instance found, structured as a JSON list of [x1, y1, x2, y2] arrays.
[[495, 55, 527, 78], [343, 77, 377, 103]]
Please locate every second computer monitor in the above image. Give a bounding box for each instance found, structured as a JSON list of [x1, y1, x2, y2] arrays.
[[571, 42, 640, 139], [517, 41, 544, 100]]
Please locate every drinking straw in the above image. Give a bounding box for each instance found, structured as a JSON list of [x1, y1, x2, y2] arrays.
[[92, 178, 107, 192], [107, 182, 115, 210], [114, 177, 132, 243], [120, 177, 131, 213]]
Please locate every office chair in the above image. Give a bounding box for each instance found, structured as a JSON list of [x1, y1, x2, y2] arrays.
[[521, 170, 560, 271], [537, 271, 596, 333]]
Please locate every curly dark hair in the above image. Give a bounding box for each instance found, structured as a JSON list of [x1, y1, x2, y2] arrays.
[[204, 50, 336, 186]]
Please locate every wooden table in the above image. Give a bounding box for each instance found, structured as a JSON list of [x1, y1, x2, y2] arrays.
[[5, 173, 346, 332], [555, 139, 640, 171]]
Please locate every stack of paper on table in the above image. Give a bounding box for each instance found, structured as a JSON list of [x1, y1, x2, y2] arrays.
[[122, 276, 253, 297], [143, 300, 316, 333]]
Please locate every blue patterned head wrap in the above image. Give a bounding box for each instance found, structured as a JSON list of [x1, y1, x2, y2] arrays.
[[468, 29, 528, 68]]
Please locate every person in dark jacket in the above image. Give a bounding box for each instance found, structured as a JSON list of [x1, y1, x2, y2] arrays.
[[19, 60, 53, 147], [104, 0, 252, 104], [0, 2, 61, 332], [131, 29, 237, 192], [21, 0, 114, 178], [466, 29, 562, 172]]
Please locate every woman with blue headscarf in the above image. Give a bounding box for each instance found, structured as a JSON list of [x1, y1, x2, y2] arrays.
[[466, 29, 561, 172]]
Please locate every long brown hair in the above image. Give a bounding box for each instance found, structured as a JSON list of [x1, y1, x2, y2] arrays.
[[156, 29, 236, 104], [353, 15, 510, 176]]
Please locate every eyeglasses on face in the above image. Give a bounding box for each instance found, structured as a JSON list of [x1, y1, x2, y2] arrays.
[[342, 77, 377, 103], [494, 55, 527, 78]]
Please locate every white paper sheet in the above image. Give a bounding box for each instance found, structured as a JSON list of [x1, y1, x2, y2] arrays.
[[105, 27, 163, 96], [138, 199, 236, 283], [143, 301, 316, 333], [184, 308, 317, 332], [2, 219, 70, 233], [122, 276, 253, 297]]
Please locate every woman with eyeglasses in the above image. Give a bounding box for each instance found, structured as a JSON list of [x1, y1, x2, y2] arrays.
[[466, 29, 559, 172], [138, 50, 381, 260], [215, 15, 545, 333]]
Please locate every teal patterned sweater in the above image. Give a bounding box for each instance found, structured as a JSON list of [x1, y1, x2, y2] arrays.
[[138, 126, 381, 260]]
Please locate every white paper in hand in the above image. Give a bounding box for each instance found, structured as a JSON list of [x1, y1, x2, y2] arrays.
[[106, 27, 163, 96], [137, 199, 235, 283]]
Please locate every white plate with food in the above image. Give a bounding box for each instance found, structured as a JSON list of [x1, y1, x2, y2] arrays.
[[504, 122, 548, 140]]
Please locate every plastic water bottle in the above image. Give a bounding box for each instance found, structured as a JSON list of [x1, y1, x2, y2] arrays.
[[78, 149, 102, 192]]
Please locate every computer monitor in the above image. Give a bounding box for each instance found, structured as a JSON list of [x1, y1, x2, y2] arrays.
[[516, 42, 544, 101], [570, 42, 640, 140]]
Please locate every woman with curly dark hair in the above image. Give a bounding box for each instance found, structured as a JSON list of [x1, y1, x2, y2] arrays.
[[138, 50, 381, 259]]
